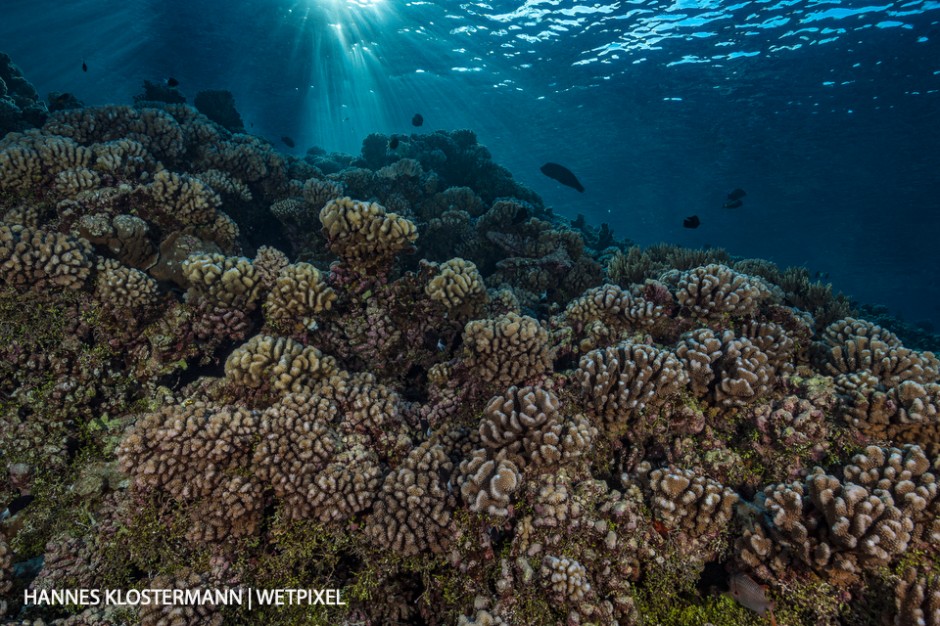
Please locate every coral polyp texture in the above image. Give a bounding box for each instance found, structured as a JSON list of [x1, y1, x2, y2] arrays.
[[1, 75, 939, 626]]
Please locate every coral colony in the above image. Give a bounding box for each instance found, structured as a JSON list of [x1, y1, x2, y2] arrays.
[[1, 53, 939, 626]]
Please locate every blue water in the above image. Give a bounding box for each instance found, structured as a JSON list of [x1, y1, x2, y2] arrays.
[[2, 0, 939, 327]]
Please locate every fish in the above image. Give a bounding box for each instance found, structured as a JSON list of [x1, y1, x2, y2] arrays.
[[727, 188, 747, 201], [389, 136, 400, 150], [729, 573, 777, 626], [412, 113, 424, 127], [540, 162, 584, 193], [683, 215, 701, 229], [167, 77, 179, 87], [281, 136, 296, 148], [723, 199, 743, 209], [82, 60, 87, 72]]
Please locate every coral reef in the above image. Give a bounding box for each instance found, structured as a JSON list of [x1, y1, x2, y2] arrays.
[[0, 56, 938, 626]]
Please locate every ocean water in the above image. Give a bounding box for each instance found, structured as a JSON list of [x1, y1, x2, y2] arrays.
[[2, 0, 939, 330]]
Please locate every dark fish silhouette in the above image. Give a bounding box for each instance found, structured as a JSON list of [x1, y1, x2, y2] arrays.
[[389, 136, 400, 150], [540, 162, 584, 192], [167, 77, 179, 87], [727, 188, 747, 201], [81, 60, 87, 72], [281, 136, 296, 148], [723, 199, 743, 209], [53, 92, 72, 103], [412, 113, 424, 127], [683, 215, 701, 229]]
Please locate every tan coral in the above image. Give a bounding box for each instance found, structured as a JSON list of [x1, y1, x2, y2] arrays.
[[224, 335, 338, 394], [181, 252, 262, 309], [138, 568, 224, 626], [263, 262, 336, 332], [816, 317, 939, 386], [675, 329, 776, 406], [541, 555, 593, 603], [302, 178, 345, 211], [117, 402, 263, 542], [52, 167, 101, 196], [365, 441, 456, 557], [0, 223, 93, 291], [738, 446, 931, 586], [479, 385, 560, 454], [459, 448, 522, 517], [253, 393, 338, 520], [44, 106, 186, 159], [463, 312, 553, 387], [95, 258, 159, 312], [307, 443, 382, 523], [894, 563, 940, 626], [644, 466, 739, 539], [146, 169, 222, 227], [0, 133, 93, 193], [837, 373, 940, 445], [425, 257, 488, 315], [675, 263, 771, 319], [252, 245, 290, 292], [77, 213, 157, 269], [575, 341, 688, 430], [319, 196, 417, 269]]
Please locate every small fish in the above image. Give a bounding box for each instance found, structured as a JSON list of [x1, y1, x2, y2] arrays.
[[540, 162, 584, 193], [53, 92, 72, 104], [3, 494, 35, 518], [389, 136, 400, 150], [436, 338, 446, 352], [167, 77, 179, 87], [683, 215, 701, 229], [727, 188, 747, 201], [723, 198, 744, 209], [412, 113, 424, 127], [281, 135, 296, 148], [814, 270, 830, 280], [730, 573, 777, 626], [82, 60, 87, 72]]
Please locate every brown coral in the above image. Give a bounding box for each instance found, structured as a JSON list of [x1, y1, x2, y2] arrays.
[[263, 262, 336, 333], [181, 252, 262, 310], [675, 263, 771, 319], [462, 312, 553, 388], [0, 224, 93, 291], [320, 196, 417, 270], [117, 402, 263, 542], [425, 257, 488, 316], [223, 334, 338, 396], [575, 341, 688, 431], [365, 441, 457, 557]]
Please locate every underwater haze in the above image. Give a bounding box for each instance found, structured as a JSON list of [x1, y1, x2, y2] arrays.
[[2, 0, 940, 330]]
